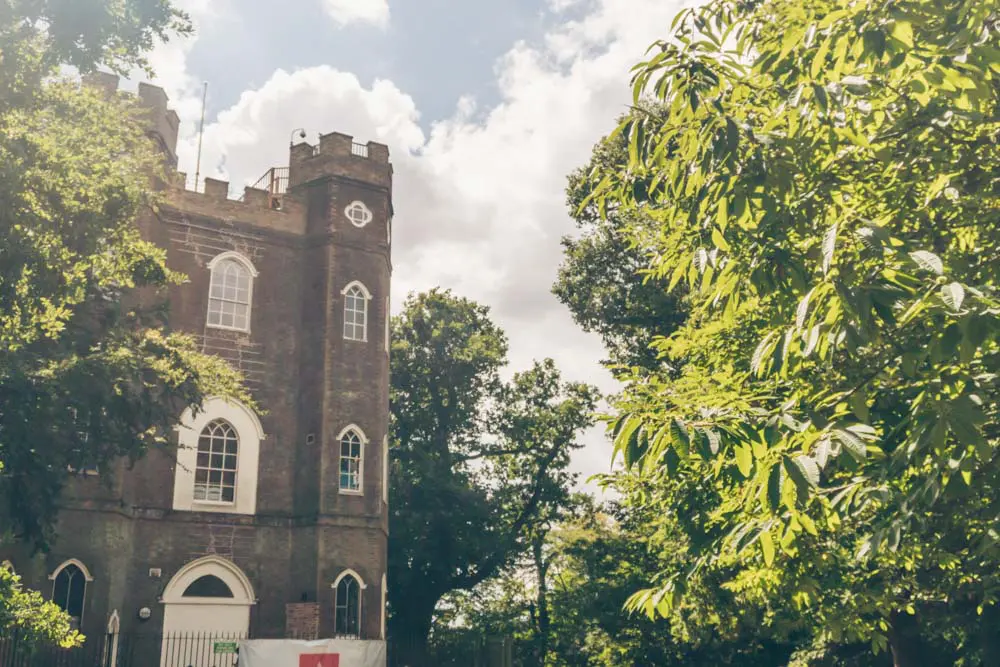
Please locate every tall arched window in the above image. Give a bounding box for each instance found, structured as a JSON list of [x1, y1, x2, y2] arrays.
[[207, 252, 257, 332], [50, 560, 92, 630], [334, 572, 363, 637], [339, 427, 364, 494], [173, 397, 263, 515], [342, 281, 371, 342], [194, 419, 238, 503]]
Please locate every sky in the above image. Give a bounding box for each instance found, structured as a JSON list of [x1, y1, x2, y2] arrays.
[[136, 0, 692, 489]]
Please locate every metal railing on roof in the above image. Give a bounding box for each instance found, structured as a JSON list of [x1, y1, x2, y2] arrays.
[[246, 166, 289, 197]]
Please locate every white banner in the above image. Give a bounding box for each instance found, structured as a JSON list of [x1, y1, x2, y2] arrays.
[[239, 639, 387, 667]]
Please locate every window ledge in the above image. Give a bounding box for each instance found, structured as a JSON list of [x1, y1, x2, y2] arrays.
[[191, 500, 238, 510], [338, 489, 364, 497], [206, 323, 252, 334]]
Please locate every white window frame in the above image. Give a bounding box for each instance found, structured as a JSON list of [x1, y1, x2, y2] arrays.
[[206, 251, 258, 333], [192, 419, 239, 504], [49, 559, 93, 629], [341, 280, 372, 342], [337, 425, 366, 496], [380, 573, 387, 640], [382, 434, 389, 505], [331, 569, 366, 637], [172, 397, 264, 515], [344, 200, 373, 228]]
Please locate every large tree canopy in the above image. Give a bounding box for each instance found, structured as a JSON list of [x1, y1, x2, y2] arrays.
[[587, 0, 1000, 663], [0, 0, 246, 644], [554, 103, 687, 375], [388, 289, 599, 666]]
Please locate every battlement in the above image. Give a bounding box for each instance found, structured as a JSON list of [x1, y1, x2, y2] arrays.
[[289, 132, 392, 190], [81, 73, 392, 232], [81, 72, 180, 163]]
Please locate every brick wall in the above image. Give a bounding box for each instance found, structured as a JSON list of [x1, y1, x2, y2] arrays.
[[0, 119, 391, 642]]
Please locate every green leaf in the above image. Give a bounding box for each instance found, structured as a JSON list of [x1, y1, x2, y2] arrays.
[[941, 282, 965, 312], [784, 455, 820, 493], [849, 392, 870, 422], [909, 250, 944, 275], [891, 20, 913, 48], [670, 418, 690, 457], [616, 417, 642, 466], [815, 436, 831, 468], [760, 529, 775, 566], [798, 512, 819, 536], [767, 463, 783, 512], [822, 223, 838, 275], [795, 288, 813, 329], [834, 428, 867, 462], [712, 226, 731, 252], [623, 422, 645, 468], [717, 196, 729, 231], [735, 443, 753, 477], [751, 331, 778, 374]]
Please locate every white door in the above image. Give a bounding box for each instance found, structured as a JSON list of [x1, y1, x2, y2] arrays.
[[160, 557, 255, 667]]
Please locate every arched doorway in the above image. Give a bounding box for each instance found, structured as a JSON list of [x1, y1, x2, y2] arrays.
[[160, 556, 255, 667]]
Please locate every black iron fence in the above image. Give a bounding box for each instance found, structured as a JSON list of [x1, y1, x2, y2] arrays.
[[1, 632, 516, 667], [0, 632, 248, 667]]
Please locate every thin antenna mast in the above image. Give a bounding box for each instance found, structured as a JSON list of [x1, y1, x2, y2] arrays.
[[193, 81, 208, 192]]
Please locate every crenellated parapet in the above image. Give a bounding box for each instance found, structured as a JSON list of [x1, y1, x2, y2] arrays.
[[81, 72, 180, 165], [289, 131, 392, 191], [80, 73, 392, 236]]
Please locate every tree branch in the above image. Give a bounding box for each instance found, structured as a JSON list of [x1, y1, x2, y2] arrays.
[[451, 441, 565, 590]]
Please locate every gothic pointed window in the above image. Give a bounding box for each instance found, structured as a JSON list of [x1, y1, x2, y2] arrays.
[[207, 252, 257, 332], [51, 561, 91, 630], [342, 281, 371, 342], [194, 419, 238, 503], [339, 428, 364, 494], [334, 573, 362, 636]]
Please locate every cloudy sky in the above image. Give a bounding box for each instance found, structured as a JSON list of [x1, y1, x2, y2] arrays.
[[137, 0, 691, 487]]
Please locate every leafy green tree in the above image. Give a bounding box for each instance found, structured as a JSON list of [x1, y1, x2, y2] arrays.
[[0, 0, 246, 645], [554, 104, 687, 375], [437, 491, 803, 666], [0, 563, 79, 645], [587, 0, 1000, 663], [388, 289, 599, 666]]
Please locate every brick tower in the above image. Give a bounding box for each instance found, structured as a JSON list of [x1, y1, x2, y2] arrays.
[[0, 74, 392, 665]]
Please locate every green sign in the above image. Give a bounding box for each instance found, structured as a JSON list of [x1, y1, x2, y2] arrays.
[[213, 642, 238, 654]]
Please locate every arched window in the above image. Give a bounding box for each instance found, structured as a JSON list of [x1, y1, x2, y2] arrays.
[[334, 573, 363, 637], [194, 419, 238, 503], [207, 252, 257, 332], [344, 200, 372, 227], [173, 397, 264, 516], [50, 560, 92, 629], [182, 574, 235, 598], [339, 427, 364, 494], [342, 281, 371, 342]]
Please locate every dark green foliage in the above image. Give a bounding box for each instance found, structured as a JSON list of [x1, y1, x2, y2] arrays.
[[554, 104, 687, 375], [0, 0, 247, 647], [388, 290, 599, 666]]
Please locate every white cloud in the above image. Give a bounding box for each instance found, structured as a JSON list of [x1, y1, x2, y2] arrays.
[[321, 0, 390, 28], [167, 0, 693, 489]]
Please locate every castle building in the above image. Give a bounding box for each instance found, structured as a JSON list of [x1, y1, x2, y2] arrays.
[[2, 74, 392, 663]]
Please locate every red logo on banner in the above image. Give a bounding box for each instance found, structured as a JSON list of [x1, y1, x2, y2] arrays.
[[299, 654, 340, 667]]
